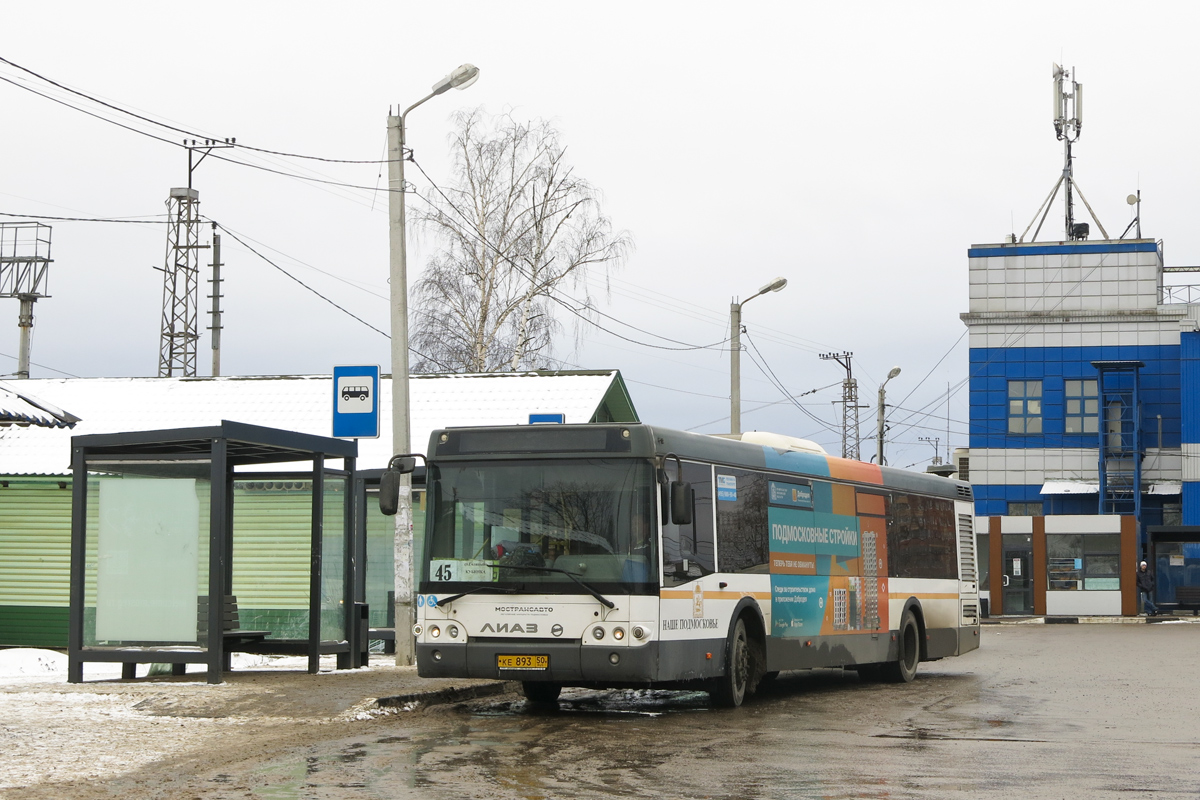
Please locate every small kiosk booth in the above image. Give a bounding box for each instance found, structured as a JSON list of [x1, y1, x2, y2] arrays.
[[67, 421, 362, 684]]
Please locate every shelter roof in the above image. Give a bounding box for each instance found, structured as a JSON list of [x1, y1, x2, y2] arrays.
[[0, 371, 636, 475]]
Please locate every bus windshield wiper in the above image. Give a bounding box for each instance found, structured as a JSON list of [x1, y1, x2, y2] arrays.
[[492, 564, 616, 609], [436, 585, 517, 606]]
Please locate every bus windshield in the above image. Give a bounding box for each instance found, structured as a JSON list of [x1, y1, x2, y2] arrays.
[[424, 459, 656, 589]]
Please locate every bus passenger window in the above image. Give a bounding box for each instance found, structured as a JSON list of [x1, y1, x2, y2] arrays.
[[716, 469, 769, 573], [662, 462, 714, 584]]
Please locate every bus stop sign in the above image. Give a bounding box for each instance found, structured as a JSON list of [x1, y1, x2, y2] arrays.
[[332, 365, 380, 438]]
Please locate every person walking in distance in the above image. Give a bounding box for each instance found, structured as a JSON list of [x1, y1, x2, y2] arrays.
[[1137, 560, 1158, 617]]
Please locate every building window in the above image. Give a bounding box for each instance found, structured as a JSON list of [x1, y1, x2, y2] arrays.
[[1047, 534, 1120, 590], [1064, 379, 1098, 434], [1007, 501, 1042, 516], [1008, 380, 1042, 434]]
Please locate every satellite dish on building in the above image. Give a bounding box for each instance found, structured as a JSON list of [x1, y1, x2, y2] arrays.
[[1127, 194, 1138, 206]]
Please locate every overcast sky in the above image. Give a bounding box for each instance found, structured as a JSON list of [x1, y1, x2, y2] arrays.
[[3, 2, 1199, 470]]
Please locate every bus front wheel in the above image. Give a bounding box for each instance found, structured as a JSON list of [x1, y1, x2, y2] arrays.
[[711, 617, 753, 708], [522, 681, 562, 704], [882, 608, 920, 683]]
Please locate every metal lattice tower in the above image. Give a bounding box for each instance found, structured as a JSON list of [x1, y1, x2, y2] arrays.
[[820, 351, 863, 460], [157, 139, 233, 378], [158, 187, 203, 377], [0, 222, 52, 379]]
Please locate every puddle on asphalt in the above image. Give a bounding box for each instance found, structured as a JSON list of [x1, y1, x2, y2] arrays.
[[240, 676, 958, 799], [243, 688, 715, 799]]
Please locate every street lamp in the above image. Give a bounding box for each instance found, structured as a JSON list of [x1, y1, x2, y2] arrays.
[[876, 366, 902, 466], [730, 277, 787, 435], [388, 63, 479, 666]]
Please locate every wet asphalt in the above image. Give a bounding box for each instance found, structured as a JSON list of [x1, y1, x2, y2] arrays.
[[208, 623, 1200, 799]]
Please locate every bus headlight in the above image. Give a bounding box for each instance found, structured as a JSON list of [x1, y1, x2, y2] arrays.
[[413, 624, 423, 637], [592, 625, 605, 640], [447, 624, 460, 639], [612, 627, 625, 641], [429, 625, 441, 638], [632, 625, 647, 640]]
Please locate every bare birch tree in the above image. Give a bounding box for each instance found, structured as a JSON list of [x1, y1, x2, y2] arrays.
[[410, 108, 630, 373]]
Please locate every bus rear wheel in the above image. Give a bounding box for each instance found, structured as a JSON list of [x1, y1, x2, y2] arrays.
[[522, 681, 562, 704], [882, 608, 920, 683], [711, 617, 753, 708]]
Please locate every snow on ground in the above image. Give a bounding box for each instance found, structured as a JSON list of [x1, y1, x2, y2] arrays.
[[0, 647, 336, 686], [0, 648, 367, 792]]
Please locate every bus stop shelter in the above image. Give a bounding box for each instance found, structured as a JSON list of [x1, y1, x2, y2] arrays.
[[67, 421, 361, 684]]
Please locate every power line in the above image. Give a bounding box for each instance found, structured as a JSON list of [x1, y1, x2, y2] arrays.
[[209, 226, 388, 336], [0, 351, 80, 378], [212, 222, 388, 301], [0, 55, 388, 164], [408, 158, 733, 355], [742, 334, 842, 437], [0, 72, 395, 195], [0, 211, 167, 224], [211, 222, 453, 371]]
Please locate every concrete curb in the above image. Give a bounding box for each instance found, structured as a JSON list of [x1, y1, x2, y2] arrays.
[[982, 615, 1200, 625], [375, 681, 514, 709]]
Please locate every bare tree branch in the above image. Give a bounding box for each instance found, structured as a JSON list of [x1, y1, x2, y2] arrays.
[[411, 109, 631, 373]]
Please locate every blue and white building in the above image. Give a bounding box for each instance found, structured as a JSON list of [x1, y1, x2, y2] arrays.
[[960, 237, 1200, 615], [961, 237, 1196, 527]]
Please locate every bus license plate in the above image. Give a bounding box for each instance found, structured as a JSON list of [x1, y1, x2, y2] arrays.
[[497, 654, 549, 670]]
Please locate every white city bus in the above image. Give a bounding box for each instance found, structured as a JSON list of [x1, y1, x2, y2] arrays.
[[392, 423, 980, 707]]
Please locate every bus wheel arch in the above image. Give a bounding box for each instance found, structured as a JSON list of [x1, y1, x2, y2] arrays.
[[711, 599, 766, 708], [883, 600, 923, 683]]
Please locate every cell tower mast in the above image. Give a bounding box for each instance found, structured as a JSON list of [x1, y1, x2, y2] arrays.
[[0, 222, 52, 379], [819, 351, 864, 460], [157, 138, 232, 378], [1019, 65, 1110, 243]]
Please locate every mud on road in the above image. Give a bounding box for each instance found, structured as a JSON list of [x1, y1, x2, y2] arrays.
[[0, 659, 503, 800], [4, 623, 1200, 799]]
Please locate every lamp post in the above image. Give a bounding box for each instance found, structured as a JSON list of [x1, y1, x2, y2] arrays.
[[388, 63, 479, 666], [730, 277, 787, 435], [876, 366, 902, 466]]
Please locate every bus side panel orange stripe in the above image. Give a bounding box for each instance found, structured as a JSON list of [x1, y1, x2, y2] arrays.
[[828, 458, 883, 484]]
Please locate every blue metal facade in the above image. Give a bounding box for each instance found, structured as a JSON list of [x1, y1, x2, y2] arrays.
[[969, 346, 1181, 520], [969, 345, 1180, 449], [1181, 331, 1200, 524]]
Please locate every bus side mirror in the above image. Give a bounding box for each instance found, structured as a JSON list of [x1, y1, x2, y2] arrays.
[[670, 481, 693, 526], [378, 456, 418, 516]]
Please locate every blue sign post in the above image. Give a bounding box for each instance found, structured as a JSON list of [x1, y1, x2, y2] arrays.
[[332, 365, 380, 439]]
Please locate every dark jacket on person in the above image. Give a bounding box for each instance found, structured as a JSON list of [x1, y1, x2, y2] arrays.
[[1137, 567, 1155, 593]]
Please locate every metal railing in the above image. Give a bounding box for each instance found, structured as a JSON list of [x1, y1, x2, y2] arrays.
[[1161, 285, 1200, 304]]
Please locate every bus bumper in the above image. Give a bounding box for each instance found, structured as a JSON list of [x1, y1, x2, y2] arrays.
[[417, 639, 660, 684]]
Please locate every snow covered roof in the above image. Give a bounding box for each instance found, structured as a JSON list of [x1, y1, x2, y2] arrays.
[[0, 371, 636, 475], [0, 381, 80, 429]]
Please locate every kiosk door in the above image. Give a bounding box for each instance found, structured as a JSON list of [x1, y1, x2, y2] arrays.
[[1002, 547, 1034, 615]]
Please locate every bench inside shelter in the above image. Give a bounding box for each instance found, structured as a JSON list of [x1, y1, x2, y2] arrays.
[[120, 595, 271, 678], [1172, 585, 1200, 616]]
